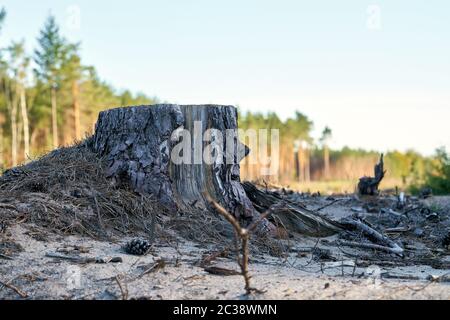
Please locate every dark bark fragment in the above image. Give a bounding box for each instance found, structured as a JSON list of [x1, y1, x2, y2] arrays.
[[357, 154, 386, 195]]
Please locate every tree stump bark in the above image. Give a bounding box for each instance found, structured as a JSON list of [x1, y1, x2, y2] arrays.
[[93, 104, 259, 223]]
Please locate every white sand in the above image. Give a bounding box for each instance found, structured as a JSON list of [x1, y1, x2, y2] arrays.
[[1, 224, 449, 300]]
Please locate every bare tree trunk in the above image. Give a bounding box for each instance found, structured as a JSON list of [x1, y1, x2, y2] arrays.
[[294, 150, 300, 181], [323, 144, 330, 180], [6, 81, 18, 167], [0, 119, 4, 170], [0, 79, 7, 169], [305, 147, 310, 182], [51, 86, 58, 148], [72, 80, 81, 141], [19, 84, 30, 160], [299, 146, 305, 182]]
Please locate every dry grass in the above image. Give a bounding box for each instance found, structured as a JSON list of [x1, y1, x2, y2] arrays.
[[167, 205, 287, 256], [0, 138, 286, 256], [0, 138, 160, 240], [263, 178, 405, 195]]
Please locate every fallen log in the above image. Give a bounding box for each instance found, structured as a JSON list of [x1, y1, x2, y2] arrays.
[[339, 218, 404, 255], [242, 182, 343, 237], [337, 240, 402, 255], [241, 181, 406, 254]]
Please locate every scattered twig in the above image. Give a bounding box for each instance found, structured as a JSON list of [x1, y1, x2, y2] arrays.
[[200, 248, 230, 266], [207, 195, 265, 295], [341, 219, 404, 256], [384, 227, 409, 233], [0, 203, 17, 210], [45, 252, 122, 264], [0, 253, 13, 260], [114, 275, 128, 300], [203, 266, 240, 276], [337, 240, 403, 255], [56, 245, 91, 254], [352, 258, 357, 277], [93, 194, 107, 235], [0, 279, 28, 298], [137, 258, 166, 278], [382, 273, 422, 281], [382, 208, 406, 219], [427, 273, 450, 283], [402, 274, 450, 293], [403, 206, 420, 215], [316, 199, 342, 212]]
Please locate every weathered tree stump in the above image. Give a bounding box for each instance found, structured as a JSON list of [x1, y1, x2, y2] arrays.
[[93, 104, 346, 237], [93, 104, 258, 223]]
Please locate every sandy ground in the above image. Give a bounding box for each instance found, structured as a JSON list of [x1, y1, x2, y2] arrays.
[[1, 224, 449, 300]]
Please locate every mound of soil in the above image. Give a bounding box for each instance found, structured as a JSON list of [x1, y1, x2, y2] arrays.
[[0, 139, 159, 240]]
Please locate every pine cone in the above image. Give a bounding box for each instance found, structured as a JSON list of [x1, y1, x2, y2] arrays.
[[124, 238, 152, 255]]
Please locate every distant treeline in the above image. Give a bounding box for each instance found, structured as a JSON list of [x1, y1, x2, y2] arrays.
[[238, 111, 448, 194], [1, 8, 448, 194]]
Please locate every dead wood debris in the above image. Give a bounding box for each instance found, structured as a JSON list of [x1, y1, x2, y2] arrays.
[[136, 258, 166, 278], [0, 238, 23, 259], [0, 140, 160, 241], [336, 240, 402, 255], [243, 181, 342, 237], [200, 248, 230, 266], [56, 244, 91, 254], [427, 274, 450, 283], [207, 196, 269, 295], [358, 154, 386, 195], [339, 218, 404, 255], [45, 252, 123, 264], [203, 266, 241, 276], [0, 279, 28, 298], [243, 181, 450, 271], [114, 275, 128, 300], [381, 273, 422, 281]]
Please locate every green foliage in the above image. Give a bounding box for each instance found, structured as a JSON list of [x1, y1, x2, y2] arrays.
[[239, 110, 313, 143], [0, 11, 159, 166], [384, 150, 428, 185], [423, 148, 450, 195], [0, 7, 6, 33], [34, 15, 67, 87], [320, 126, 332, 144]]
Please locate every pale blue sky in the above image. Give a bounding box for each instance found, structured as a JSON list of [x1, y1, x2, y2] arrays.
[[1, 0, 449, 155]]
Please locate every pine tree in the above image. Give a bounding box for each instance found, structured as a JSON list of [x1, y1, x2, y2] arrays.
[[34, 15, 66, 148], [0, 7, 7, 168], [321, 126, 332, 180], [0, 7, 5, 32], [8, 41, 30, 161], [60, 42, 82, 141]]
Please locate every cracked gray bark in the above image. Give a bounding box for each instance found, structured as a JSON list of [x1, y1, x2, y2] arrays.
[[92, 104, 261, 224]]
